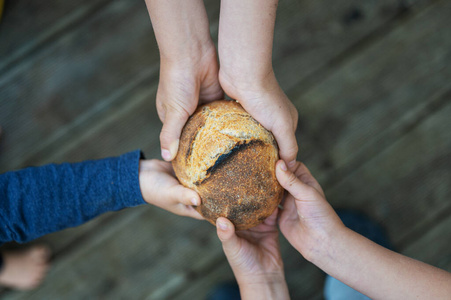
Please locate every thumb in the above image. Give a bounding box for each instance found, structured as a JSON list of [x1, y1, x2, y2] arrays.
[[159, 106, 191, 161], [216, 217, 241, 256], [167, 184, 201, 207], [274, 127, 299, 171], [275, 160, 319, 203]]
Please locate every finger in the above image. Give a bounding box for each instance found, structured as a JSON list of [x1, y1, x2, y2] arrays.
[[294, 163, 325, 197], [263, 208, 279, 226], [216, 217, 241, 256], [273, 126, 299, 171], [168, 184, 201, 207], [275, 160, 319, 202], [159, 104, 192, 161], [167, 185, 204, 220], [181, 205, 205, 220], [278, 194, 298, 221]]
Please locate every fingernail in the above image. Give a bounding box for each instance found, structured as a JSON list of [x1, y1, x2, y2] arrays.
[[279, 161, 287, 171], [161, 149, 171, 161], [288, 160, 296, 169], [191, 198, 199, 206], [217, 219, 228, 230]]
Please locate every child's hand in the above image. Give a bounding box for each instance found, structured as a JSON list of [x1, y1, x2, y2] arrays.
[[275, 160, 344, 261], [139, 159, 203, 220], [216, 210, 290, 299]]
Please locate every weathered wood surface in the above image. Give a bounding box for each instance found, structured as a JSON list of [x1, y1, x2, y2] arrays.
[[0, 0, 433, 261], [0, 0, 110, 73], [403, 214, 451, 270], [327, 100, 451, 249], [273, 0, 433, 92], [0, 0, 159, 172], [291, 0, 451, 184], [174, 1, 451, 298], [0, 0, 432, 172], [0, 0, 450, 299]]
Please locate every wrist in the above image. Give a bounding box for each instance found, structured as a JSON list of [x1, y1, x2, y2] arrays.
[[160, 38, 216, 66], [219, 68, 279, 100], [147, 0, 213, 64], [138, 159, 156, 205], [237, 273, 289, 300], [302, 224, 349, 266]]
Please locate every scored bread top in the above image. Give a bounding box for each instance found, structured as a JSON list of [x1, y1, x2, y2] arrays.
[[174, 100, 277, 189]]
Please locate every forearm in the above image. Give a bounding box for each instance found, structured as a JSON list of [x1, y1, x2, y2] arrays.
[[311, 227, 451, 299], [0, 151, 145, 244], [145, 0, 213, 64], [219, 0, 279, 85]]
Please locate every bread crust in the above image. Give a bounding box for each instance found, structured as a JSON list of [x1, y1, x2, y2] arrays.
[[173, 100, 283, 230]]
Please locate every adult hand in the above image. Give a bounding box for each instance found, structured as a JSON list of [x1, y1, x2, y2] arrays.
[[139, 159, 203, 220], [146, 0, 223, 162], [220, 71, 298, 170], [157, 46, 223, 161], [216, 210, 290, 299], [275, 160, 344, 260]]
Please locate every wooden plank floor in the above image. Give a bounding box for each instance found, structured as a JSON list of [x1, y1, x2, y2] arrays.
[[1, 0, 450, 299]]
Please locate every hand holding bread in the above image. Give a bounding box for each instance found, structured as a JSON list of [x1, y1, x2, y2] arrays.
[[216, 210, 290, 300], [139, 159, 204, 220]]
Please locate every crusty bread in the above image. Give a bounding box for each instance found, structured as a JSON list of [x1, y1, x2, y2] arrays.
[[173, 100, 283, 230]]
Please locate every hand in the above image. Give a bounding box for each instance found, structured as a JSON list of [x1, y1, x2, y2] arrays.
[[219, 71, 299, 170], [216, 210, 290, 299], [218, 0, 299, 170], [157, 45, 223, 161], [146, 0, 223, 161], [275, 160, 344, 261], [139, 159, 203, 220], [276, 160, 451, 300]]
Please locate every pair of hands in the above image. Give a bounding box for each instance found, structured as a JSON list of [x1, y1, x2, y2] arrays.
[[138, 158, 343, 299], [156, 45, 298, 169], [147, 0, 299, 170], [215, 160, 343, 298]]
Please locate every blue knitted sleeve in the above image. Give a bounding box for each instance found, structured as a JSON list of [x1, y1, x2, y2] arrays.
[[0, 150, 146, 244]]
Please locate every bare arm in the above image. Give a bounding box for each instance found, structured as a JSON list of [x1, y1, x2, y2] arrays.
[[145, 0, 223, 161], [276, 160, 451, 300], [218, 0, 277, 83], [314, 226, 451, 300], [145, 0, 212, 64], [218, 0, 299, 170]]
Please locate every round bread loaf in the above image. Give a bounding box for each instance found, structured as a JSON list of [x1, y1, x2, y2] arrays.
[[173, 100, 283, 230]]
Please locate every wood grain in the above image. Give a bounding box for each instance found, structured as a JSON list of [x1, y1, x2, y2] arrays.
[[0, 0, 449, 299]]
